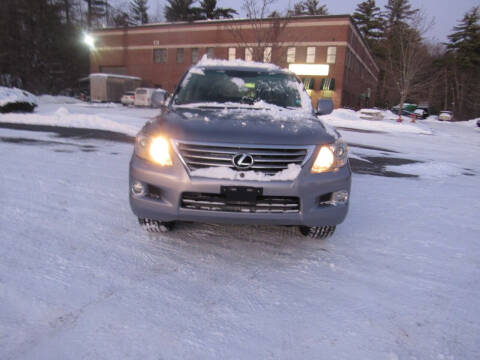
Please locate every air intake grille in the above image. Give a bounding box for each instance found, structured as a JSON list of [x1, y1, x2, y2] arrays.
[[181, 192, 300, 213], [175, 141, 312, 174]]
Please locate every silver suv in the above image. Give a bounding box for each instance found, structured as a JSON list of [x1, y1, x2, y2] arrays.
[[129, 59, 351, 239]]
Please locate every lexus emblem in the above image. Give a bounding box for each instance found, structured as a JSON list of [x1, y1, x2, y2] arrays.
[[232, 153, 254, 169]]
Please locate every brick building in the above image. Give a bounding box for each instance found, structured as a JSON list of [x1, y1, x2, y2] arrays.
[[90, 15, 378, 109]]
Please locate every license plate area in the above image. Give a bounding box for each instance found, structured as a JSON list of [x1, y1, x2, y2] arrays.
[[221, 186, 263, 205]]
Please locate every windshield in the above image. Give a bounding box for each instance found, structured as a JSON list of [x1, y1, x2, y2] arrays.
[[173, 69, 306, 110]]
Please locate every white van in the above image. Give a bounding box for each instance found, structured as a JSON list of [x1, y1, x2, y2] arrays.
[[134, 88, 155, 107]]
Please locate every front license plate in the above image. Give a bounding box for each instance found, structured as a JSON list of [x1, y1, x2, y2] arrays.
[[221, 186, 262, 204]]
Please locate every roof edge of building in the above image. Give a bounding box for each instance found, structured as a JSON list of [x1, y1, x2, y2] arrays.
[[91, 14, 353, 32]]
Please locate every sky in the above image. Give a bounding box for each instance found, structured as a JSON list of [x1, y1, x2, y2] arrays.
[[192, 0, 479, 42]]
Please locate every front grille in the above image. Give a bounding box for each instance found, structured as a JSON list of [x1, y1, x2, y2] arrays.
[[174, 141, 313, 175], [181, 192, 300, 213]]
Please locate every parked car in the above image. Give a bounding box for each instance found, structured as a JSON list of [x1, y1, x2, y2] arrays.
[[438, 111, 453, 121], [129, 60, 351, 239], [414, 106, 429, 119], [417, 106, 430, 119], [134, 88, 155, 107], [121, 91, 135, 106], [151, 88, 169, 108]]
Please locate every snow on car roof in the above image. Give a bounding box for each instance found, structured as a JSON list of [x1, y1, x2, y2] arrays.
[[89, 73, 142, 80], [0, 86, 38, 107], [194, 55, 286, 73]]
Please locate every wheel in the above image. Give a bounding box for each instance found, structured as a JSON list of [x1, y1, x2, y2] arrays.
[[299, 225, 336, 239], [138, 218, 175, 233]]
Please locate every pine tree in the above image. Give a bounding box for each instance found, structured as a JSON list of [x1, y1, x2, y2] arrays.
[[164, 0, 197, 22], [130, 0, 148, 24], [444, 7, 480, 119], [447, 6, 480, 68], [353, 0, 383, 45], [384, 0, 418, 29], [291, 0, 328, 16], [198, 0, 237, 19]]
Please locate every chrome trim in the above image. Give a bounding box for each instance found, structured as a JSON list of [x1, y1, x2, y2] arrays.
[[171, 139, 316, 176]]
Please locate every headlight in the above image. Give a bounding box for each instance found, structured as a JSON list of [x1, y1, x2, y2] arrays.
[[311, 139, 348, 173], [135, 135, 173, 166]]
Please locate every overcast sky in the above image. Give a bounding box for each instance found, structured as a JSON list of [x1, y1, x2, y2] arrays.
[[148, 0, 477, 43]]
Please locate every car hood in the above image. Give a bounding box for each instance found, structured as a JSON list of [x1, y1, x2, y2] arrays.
[[143, 106, 337, 145]]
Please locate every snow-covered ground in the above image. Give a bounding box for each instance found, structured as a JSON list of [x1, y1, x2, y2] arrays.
[[1, 100, 479, 359]]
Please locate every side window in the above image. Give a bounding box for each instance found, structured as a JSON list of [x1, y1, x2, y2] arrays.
[[263, 47, 272, 63], [176, 48, 184, 63], [245, 47, 253, 61], [206, 47, 214, 59], [306, 47, 315, 63], [228, 48, 236, 60], [327, 46, 336, 64], [287, 47, 296, 63], [153, 48, 167, 64], [191, 48, 199, 63]]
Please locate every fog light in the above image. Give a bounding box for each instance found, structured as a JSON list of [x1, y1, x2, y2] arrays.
[[132, 181, 145, 195], [332, 190, 349, 204]]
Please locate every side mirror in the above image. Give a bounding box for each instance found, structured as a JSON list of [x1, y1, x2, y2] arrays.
[[316, 99, 334, 116]]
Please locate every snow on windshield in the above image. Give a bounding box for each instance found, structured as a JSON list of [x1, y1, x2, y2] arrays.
[[174, 68, 312, 113]]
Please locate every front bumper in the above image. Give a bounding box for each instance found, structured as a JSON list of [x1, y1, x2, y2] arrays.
[[129, 154, 351, 227]]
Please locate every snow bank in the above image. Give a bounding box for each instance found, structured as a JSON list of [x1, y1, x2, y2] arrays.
[[0, 86, 37, 107], [37, 95, 82, 104], [190, 163, 302, 181], [0, 106, 138, 135], [320, 108, 432, 135]]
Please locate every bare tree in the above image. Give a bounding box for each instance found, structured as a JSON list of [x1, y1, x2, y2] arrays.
[[383, 12, 433, 120], [226, 0, 302, 64]]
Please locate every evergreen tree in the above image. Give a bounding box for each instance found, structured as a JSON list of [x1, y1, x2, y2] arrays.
[[130, 0, 149, 24], [384, 0, 418, 29], [353, 0, 384, 45], [165, 0, 199, 22], [444, 7, 480, 119], [291, 0, 328, 16], [447, 6, 480, 68], [199, 0, 237, 19]]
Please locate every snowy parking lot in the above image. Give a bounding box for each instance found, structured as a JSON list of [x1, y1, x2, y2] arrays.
[[1, 100, 479, 359]]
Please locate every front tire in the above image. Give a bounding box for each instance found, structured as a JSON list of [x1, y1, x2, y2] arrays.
[[138, 218, 175, 233], [299, 225, 336, 239]]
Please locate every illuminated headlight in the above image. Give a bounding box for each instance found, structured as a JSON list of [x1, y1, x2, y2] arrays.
[[311, 139, 348, 173], [135, 135, 173, 166]]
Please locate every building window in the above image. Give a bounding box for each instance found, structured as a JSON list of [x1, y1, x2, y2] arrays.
[[153, 48, 167, 64], [228, 48, 236, 60], [176, 48, 184, 63], [306, 47, 315, 63], [263, 47, 272, 63], [327, 46, 336, 64], [245, 47, 253, 61], [287, 47, 296, 63], [303, 78, 315, 90], [206, 47, 214, 59], [191, 48, 199, 63]]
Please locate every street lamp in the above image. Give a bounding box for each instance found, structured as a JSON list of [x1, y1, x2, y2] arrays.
[[83, 33, 95, 50]]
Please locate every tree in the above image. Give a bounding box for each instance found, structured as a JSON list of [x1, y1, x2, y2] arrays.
[[353, 0, 384, 47], [130, 0, 149, 24], [198, 0, 237, 19], [383, 13, 432, 119], [384, 0, 418, 29], [164, 0, 200, 22], [444, 7, 480, 119], [290, 0, 328, 16], [228, 0, 293, 63]]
